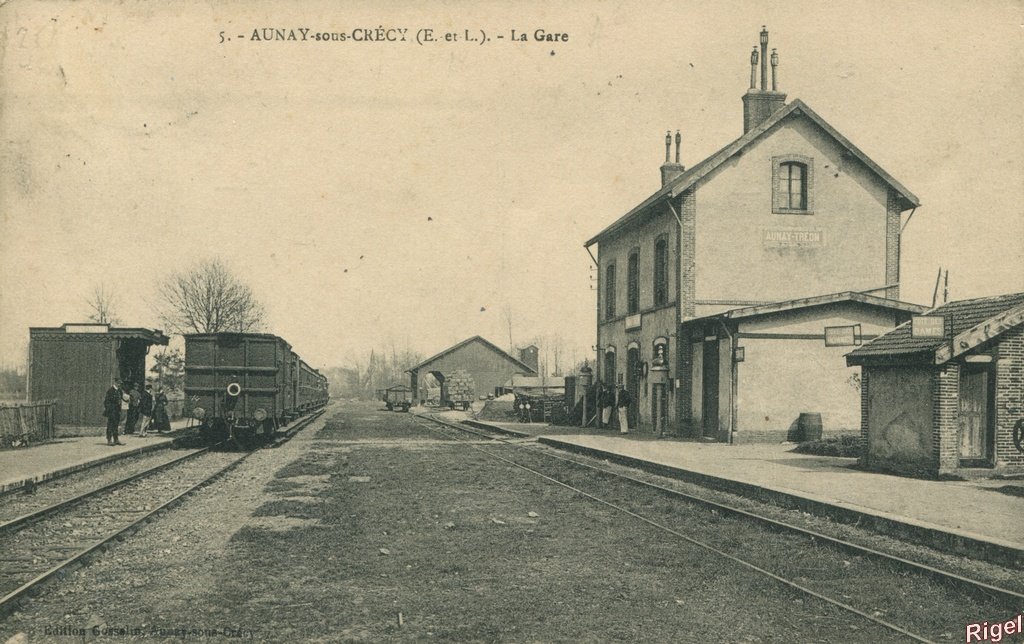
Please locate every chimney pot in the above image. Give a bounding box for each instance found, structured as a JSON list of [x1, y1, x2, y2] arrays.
[[760, 27, 768, 90], [749, 47, 758, 89], [674, 130, 681, 164], [664, 130, 671, 163]]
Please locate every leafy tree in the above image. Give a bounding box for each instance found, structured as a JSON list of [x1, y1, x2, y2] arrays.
[[150, 348, 186, 392]]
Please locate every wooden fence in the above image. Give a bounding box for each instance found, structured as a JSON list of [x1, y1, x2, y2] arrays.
[[0, 400, 56, 448]]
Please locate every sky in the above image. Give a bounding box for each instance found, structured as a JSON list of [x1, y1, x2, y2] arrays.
[[1, 0, 1022, 372]]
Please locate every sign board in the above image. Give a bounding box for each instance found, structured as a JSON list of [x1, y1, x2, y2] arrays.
[[762, 228, 824, 248], [63, 324, 110, 334], [824, 324, 861, 347], [911, 316, 945, 338]]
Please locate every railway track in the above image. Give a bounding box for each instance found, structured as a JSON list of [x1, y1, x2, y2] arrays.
[[412, 413, 1024, 644], [0, 410, 324, 618]]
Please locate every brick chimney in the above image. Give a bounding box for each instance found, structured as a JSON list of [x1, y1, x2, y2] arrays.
[[741, 26, 787, 133], [660, 130, 684, 186]]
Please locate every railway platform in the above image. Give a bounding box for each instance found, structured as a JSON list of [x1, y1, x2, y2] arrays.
[[0, 419, 194, 495], [460, 415, 1024, 566]]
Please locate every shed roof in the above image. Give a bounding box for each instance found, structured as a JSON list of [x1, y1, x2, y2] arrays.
[[586, 99, 920, 247], [846, 292, 1024, 365], [502, 375, 566, 389], [679, 291, 926, 326], [409, 335, 536, 375], [30, 323, 169, 345]]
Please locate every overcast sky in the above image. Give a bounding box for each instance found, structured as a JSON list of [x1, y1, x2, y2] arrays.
[[1, 0, 1021, 371]]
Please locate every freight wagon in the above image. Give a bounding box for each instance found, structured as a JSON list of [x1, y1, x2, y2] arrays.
[[184, 333, 328, 448]]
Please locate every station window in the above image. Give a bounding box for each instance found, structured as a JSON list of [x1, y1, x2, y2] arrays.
[[653, 237, 668, 307], [605, 263, 616, 320], [627, 250, 640, 315], [772, 155, 814, 214]]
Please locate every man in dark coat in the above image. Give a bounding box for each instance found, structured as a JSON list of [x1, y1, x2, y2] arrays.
[[616, 383, 632, 435], [103, 378, 124, 445]]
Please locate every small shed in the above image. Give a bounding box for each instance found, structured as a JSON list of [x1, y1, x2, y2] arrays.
[[847, 293, 1024, 477], [408, 336, 536, 406], [29, 323, 169, 428], [679, 291, 926, 443]]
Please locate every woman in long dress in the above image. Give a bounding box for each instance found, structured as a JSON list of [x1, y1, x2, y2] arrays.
[[152, 388, 172, 432]]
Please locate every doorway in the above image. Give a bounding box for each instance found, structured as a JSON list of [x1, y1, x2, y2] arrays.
[[626, 346, 641, 429], [701, 340, 719, 439], [958, 365, 994, 467]]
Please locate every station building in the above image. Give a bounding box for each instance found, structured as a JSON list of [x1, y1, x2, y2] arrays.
[[29, 323, 169, 428], [408, 336, 536, 405], [585, 28, 923, 440], [847, 293, 1024, 477]]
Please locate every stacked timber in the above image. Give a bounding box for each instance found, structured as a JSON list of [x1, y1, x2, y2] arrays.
[[444, 370, 476, 402]]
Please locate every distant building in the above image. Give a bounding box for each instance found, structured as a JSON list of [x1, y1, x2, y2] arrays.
[[408, 336, 536, 406], [585, 27, 923, 439], [29, 323, 169, 428], [847, 293, 1024, 477]]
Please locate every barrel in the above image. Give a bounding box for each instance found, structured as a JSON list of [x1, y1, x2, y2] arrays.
[[797, 412, 823, 442]]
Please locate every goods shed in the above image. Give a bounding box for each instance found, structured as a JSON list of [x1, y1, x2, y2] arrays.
[[29, 323, 169, 428], [408, 336, 536, 408], [847, 293, 1024, 477]]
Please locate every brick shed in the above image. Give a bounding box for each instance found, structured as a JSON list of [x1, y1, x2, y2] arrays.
[[408, 336, 536, 407], [847, 293, 1024, 477]]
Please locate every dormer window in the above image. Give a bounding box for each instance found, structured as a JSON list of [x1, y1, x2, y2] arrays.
[[772, 155, 814, 214]]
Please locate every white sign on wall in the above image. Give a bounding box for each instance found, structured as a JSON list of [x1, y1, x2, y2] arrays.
[[911, 316, 946, 338], [762, 227, 825, 248]]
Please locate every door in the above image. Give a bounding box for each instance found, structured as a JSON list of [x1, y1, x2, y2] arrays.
[[702, 340, 719, 439], [626, 347, 641, 428], [959, 366, 993, 466]]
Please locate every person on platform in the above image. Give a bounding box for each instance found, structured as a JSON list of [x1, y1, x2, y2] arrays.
[[152, 388, 171, 432], [124, 382, 141, 435], [138, 384, 154, 437], [616, 383, 632, 435], [102, 378, 125, 446], [597, 383, 614, 429]]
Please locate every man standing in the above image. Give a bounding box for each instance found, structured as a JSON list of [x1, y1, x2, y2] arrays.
[[599, 383, 614, 429], [616, 383, 632, 435], [103, 378, 124, 446], [138, 384, 154, 437]]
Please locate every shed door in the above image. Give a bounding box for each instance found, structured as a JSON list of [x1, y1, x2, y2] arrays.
[[958, 366, 993, 466]]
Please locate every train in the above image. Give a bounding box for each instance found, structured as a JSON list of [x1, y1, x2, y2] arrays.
[[183, 332, 329, 448]]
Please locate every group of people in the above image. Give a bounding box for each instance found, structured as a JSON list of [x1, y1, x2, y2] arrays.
[[596, 382, 633, 434], [102, 378, 171, 446]]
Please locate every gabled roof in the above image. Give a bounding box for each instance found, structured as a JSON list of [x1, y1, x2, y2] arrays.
[[409, 335, 537, 375], [847, 292, 1024, 365], [679, 290, 926, 326], [586, 99, 920, 247]]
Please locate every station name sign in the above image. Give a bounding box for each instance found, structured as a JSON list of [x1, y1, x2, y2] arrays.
[[762, 228, 824, 248], [911, 315, 946, 338]]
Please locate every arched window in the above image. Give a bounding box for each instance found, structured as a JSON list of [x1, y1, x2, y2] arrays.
[[605, 263, 616, 320], [653, 337, 670, 369], [772, 155, 814, 214], [653, 237, 668, 306], [603, 347, 617, 385], [779, 162, 807, 210], [627, 250, 640, 315]]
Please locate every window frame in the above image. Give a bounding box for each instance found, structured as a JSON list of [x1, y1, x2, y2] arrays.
[[772, 155, 814, 215], [653, 235, 669, 307], [627, 248, 640, 315]]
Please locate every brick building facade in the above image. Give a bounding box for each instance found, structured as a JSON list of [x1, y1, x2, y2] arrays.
[[585, 28, 922, 438], [848, 293, 1024, 477]]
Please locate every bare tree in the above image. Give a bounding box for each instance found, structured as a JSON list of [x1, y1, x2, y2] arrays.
[[156, 258, 266, 334], [85, 283, 123, 325], [502, 305, 515, 354]]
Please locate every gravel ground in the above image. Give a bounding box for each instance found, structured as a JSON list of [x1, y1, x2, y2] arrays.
[[1, 402, 1011, 643]]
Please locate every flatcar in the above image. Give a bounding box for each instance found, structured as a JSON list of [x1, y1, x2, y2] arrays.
[[183, 332, 328, 448]]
